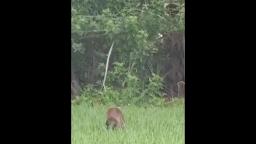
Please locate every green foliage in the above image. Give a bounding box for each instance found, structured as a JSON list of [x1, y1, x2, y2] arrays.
[[72, 0, 185, 105], [74, 72, 166, 106], [133, 73, 165, 106], [102, 86, 129, 105], [78, 84, 102, 106], [107, 62, 127, 88], [147, 73, 164, 98]]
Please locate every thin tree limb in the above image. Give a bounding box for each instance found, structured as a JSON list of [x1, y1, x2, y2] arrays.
[[102, 42, 115, 91]]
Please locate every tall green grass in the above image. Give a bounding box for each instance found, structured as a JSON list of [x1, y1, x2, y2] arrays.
[[72, 99, 184, 144]]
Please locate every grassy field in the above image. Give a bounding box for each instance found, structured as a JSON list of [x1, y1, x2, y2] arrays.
[[72, 99, 184, 144]]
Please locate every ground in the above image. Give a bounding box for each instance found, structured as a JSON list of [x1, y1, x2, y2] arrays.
[[72, 98, 184, 144]]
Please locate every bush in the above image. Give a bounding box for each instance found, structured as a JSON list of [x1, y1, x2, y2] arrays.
[[73, 73, 166, 107]]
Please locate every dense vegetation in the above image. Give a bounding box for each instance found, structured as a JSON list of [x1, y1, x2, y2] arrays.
[[71, 0, 185, 106]]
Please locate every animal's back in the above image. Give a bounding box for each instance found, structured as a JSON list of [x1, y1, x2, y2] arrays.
[[106, 107, 125, 129]]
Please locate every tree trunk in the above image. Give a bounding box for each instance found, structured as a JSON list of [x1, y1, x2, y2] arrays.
[[71, 67, 81, 98]]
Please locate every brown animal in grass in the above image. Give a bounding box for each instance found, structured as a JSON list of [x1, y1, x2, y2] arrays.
[[106, 107, 125, 130]]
